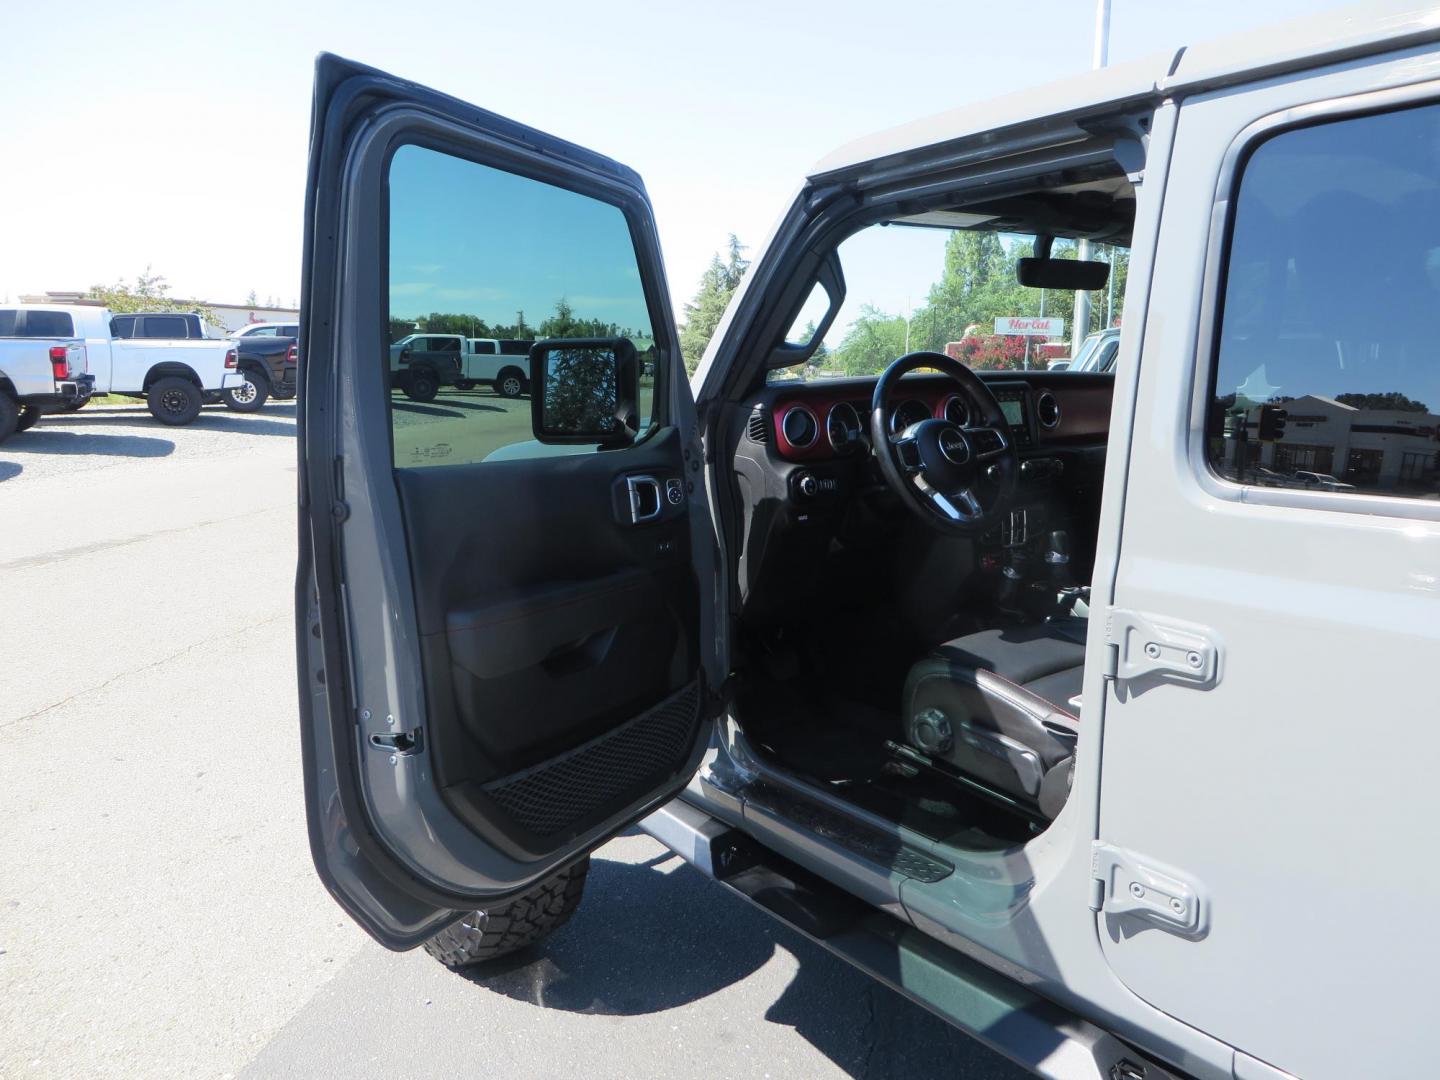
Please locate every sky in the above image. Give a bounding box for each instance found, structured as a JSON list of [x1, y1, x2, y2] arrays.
[[0, 0, 1351, 319]]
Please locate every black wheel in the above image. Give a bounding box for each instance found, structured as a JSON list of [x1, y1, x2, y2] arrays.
[[146, 376, 204, 426], [423, 858, 589, 970], [0, 394, 17, 444], [455, 379, 476, 391], [405, 369, 440, 402], [16, 404, 41, 433], [273, 387, 296, 401], [222, 371, 270, 412], [495, 367, 526, 398]]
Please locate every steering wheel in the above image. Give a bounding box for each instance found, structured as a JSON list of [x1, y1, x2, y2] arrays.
[[870, 351, 1019, 534]]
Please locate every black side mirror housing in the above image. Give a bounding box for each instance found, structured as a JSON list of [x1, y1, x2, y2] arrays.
[[529, 337, 640, 447]]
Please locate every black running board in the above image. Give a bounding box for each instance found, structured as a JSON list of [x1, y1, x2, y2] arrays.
[[641, 798, 1186, 1080]]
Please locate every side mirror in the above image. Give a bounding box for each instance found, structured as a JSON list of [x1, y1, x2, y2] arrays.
[[530, 337, 640, 446], [1016, 257, 1110, 291]]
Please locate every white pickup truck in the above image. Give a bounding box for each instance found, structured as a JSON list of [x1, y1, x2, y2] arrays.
[[1, 304, 244, 425], [388, 333, 532, 401], [0, 307, 95, 443]]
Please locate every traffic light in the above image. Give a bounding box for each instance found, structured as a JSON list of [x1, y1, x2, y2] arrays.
[[1258, 404, 1288, 442]]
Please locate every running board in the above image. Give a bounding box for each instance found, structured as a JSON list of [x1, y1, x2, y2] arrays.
[[641, 798, 1185, 1080]]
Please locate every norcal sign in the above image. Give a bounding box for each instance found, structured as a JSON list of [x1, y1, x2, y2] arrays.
[[995, 316, 1064, 337]]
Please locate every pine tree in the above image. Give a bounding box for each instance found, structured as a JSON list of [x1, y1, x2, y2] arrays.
[[680, 235, 749, 374]]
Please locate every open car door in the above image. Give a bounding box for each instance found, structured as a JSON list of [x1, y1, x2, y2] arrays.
[[297, 55, 723, 947]]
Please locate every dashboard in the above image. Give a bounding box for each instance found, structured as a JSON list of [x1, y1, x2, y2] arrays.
[[764, 372, 1113, 463], [730, 371, 1115, 623]]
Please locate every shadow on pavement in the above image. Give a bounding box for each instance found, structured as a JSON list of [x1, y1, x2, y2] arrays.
[[0, 461, 21, 482], [456, 842, 1023, 1079], [392, 401, 469, 420], [1, 429, 176, 458], [51, 411, 296, 438]]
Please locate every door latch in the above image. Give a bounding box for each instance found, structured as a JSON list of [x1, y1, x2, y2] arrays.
[[1103, 608, 1220, 687], [1091, 842, 1207, 938]]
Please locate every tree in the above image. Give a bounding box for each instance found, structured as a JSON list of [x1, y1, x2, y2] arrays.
[[244, 289, 258, 306], [680, 235, 749, 373], [1335, 391, 1430, 413], [87, 266, 224, 329]]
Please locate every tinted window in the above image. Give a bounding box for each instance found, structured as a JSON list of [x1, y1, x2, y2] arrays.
[[471, 340, 498, 354], [281, 325, 299, 336], [140, 315, 189, 338], [387, 144, 655, 468], [0, 310, 16, 336], [21, 310, 75, 337], [1206, 104, 1440, 501], [111, 315, 137, 338]]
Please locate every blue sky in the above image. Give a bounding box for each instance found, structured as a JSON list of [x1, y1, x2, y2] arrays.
[[389, 146, 652, 333], [0, 0, 1347, 316]]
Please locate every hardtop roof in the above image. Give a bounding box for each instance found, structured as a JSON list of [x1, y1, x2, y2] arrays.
[[810, 1, 1440, 180]]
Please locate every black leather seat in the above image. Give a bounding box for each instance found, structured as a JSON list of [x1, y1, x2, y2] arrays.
[[903, 618, 1088, 819]]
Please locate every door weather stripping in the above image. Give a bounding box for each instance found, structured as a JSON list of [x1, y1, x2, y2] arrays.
[[1091, 842, 1208, 938], [1103, 608, 1220, 688]]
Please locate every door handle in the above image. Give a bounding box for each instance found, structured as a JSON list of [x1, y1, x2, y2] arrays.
[[625, 475, 662, 524]]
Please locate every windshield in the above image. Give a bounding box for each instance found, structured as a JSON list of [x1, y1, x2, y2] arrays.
[[769, 223, 1127, 383]]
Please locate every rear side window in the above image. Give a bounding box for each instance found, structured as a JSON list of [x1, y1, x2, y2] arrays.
[[140, 315, 190, 338], [19, 310, 75, 337], [499, 339, 532, 356], [1206, 103, 1440, 501], [111, 315, 137, 337], [281, 325, 299, 336], [471, 340, 497, 355], [0, 310, 15, 336]]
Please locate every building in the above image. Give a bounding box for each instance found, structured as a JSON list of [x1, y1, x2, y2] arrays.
[[1219, 393, 1440, 494], [18, 291, 299, 335]]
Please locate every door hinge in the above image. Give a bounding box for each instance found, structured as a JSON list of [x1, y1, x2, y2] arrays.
[[1091, 841, 1207, 938], [1103, 608, 1220, 688]]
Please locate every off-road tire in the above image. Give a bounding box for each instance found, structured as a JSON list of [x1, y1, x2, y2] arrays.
[[405, 369, 440, 402], [423, 857, 589, 970], [222, 371, 270, 412], [494, 367, 526, 398], [147, 376, 204, 426], [16, 404, 41, 433], [0, 394, 18, 443]]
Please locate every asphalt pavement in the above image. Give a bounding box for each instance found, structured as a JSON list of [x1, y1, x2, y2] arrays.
[[0, 397, 1028, 1080]]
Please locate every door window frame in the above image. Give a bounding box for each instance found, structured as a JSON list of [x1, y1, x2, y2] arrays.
[[1186, 77, 1440, 522]]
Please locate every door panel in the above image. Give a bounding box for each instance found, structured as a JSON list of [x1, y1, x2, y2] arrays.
[[1097, 57, 1440, 1078], [395, 428, 700, 858], [298, 54, 720, 947]]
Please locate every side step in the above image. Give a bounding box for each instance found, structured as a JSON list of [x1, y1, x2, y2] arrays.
[[641, 798, 1186, 1080]]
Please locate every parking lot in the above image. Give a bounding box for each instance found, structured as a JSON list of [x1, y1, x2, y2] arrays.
[[0, 398, 1025, 1080]]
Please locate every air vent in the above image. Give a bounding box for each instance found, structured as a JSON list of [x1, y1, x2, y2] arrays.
[[1036, 391, 1061, 430], [747, 405, 768, 443]]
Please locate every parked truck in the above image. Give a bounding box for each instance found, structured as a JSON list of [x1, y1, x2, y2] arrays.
[[0, 308, 95, 442], [1, 304, 242, 425], [114, 310, 286, 412], [387, 333, 532, 401]]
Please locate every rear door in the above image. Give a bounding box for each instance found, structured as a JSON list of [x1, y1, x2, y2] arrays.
[[1094, 52, 1440, 1078], [298, 54, 723, 947]]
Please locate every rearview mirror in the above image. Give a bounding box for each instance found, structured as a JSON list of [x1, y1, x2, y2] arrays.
[[1016, 257, 1110, 291], [530, 338, 640, 446]]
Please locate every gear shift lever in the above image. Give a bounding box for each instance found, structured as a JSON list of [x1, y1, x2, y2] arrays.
[[1044, 530, 1074, 592]]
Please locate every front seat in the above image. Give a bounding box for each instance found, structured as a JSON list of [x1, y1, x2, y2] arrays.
[[902, 618, 1087, 820]]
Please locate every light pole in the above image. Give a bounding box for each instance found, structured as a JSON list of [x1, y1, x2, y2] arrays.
[[1072, 0, 1112, 357]]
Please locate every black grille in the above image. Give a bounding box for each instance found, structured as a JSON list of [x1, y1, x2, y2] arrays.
[[746, 405, 768, 443], [484, 683, 701, 838]]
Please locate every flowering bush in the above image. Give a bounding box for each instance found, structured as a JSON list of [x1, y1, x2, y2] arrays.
[[944, 334, 1032, 371]]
